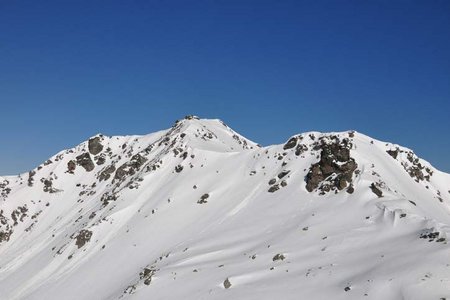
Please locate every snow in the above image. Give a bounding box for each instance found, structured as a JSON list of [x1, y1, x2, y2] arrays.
[[0, 117, 449, 299]]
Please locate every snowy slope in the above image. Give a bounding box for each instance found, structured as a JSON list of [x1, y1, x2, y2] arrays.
[[1, 116, 450, 300]]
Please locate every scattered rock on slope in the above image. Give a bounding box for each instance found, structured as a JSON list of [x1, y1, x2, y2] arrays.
[[98, 165, 116, 181], [27, 170, 36, 186], [283, 136, 309, 156], [273, 253, 286, 261], [140, 267, 157, 285], [386, 148, 433, 183], [114, 154, 148, 181], [198, 193, 209, 204]]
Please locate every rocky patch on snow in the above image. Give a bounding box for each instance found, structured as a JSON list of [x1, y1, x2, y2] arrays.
[[74, 229, 93, 248], [0, 179, 11, 200], [305, 136, 357, 194], [88, 136, 104, 155], [114, 154, 147, 182], [0, 118, 449, 300], [76, 153, 95, 172], [386, 148, 434, 182]]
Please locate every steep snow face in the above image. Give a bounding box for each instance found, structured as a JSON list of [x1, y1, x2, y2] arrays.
[[0, 117, 450, 300]]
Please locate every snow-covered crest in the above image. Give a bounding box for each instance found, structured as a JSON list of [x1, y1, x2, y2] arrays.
[[0, 117, 449, 299]]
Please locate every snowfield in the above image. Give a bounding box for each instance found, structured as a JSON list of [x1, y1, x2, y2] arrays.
[[1, 116, 449, 300]]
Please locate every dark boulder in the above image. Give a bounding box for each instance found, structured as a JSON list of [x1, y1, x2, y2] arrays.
[[76, 153, 95, 172], [67, 160, 76, 173], [198, 193, 209, 204], [268, 184, 280, 193], [387, 149, 399, 159], [88, 137, 103, 155], [277, 170, 290, 179], [75, 229, 92, 248], [175, 165, 183, 173], [283, 137, 298, 150], [223, 278, 232, 289], [370, 183, 383, 198], [305, 165, 324, 192], [272, 253, 286, 261]]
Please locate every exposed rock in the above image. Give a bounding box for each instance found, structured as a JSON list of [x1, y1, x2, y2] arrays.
[[28, 170, 36, 186], [277, 170, 290, 179], [346, 184, 354, 194], [140, 267, 157, 285], [175, 165, 183, 173], [67, 160, 76, 174], [181, 152, 188, 160], [306, 165, 324, 192], [419, 229, 445, 242], [393, 149, 430, 182], [98, 165, 116, 182], [223, 278, 232, 289], [268, 178, 277, 185], [273, 253, 286, 261], [0, 229, 12, 243], [76, 153, 95, 172], [95, 156, 106, 165], [75, 229, 93, 248], [305, 137, 357, 194], [370, 183, 383, 198], [184, 115, 199, 120], [198, 193, 209, 204], [43, 179, 57, 193], [387, 149, 399, 159], [407, 163, 425, 182], [100, 192, 118, 206], [124, 285, 136, 294], [268, 184, 280, 193], [283, 137, 297, 150], [88, 137, 103, 155], [11, 205, 28, 225], [0, 180, 11, 200], [295, 144, 308, 156], [114, 154, 148, 181]]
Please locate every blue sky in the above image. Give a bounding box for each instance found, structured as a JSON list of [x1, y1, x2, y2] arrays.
[[0, 0, 449, 175]]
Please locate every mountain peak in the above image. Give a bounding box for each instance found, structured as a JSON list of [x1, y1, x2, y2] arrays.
[[1, 118, 450, 300], [167, 116, 258, 152]]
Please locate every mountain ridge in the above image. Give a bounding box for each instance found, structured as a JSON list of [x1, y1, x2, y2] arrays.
[[0, 116, 449, 299]]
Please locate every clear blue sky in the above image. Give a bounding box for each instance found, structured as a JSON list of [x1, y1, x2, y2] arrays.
[[1, 0, 449, 175]]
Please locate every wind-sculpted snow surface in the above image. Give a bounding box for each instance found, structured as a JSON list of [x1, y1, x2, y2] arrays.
[[1, 116, 450, 300]]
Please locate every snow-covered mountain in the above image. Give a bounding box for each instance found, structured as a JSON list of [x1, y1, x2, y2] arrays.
[[1, 116, 450, 300]]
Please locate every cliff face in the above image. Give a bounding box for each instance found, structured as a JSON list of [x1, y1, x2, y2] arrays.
[[1, 116, 450, 300]]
